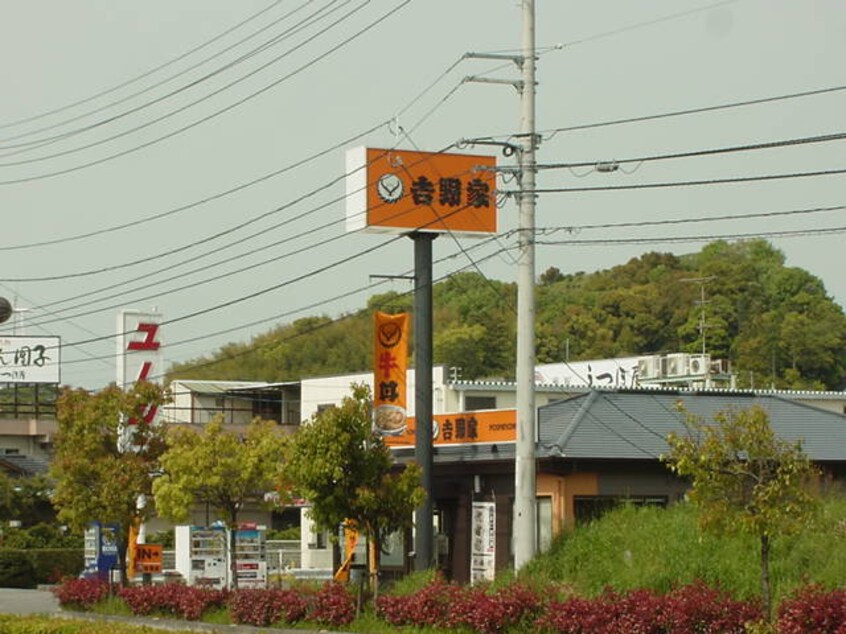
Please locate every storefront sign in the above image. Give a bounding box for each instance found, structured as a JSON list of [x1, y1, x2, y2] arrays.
[[133, 543, 163, 574], [373, 312, 408, 436], [382, 408, 516, 448], [0, 335, 60, 383], [346, 147, 497, 235]]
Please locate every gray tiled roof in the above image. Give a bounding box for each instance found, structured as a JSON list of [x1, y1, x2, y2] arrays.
[[539, 390, 846, 462]]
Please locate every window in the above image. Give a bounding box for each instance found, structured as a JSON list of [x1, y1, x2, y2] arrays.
[[573, 495, 667, 525], [316, 404, 335, 415], [537, 496, 552, 553], [465, 395, 496, 411]]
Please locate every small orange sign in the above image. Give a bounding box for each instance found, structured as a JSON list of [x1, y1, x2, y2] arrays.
[[133, 543, 163, 574], [382, 409, 516, 448], [346, 147, 497, 235]]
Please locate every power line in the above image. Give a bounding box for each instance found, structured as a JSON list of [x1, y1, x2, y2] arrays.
[[0, 0, 331, 152], [0, 0, 371, 167], [511, 167, 846, 195], [0, 0, 287, 132], [0, 0, 413, 185], [534, 225, 846, 247], [532, 203, 846, 235], [534, 132, 846, 171]]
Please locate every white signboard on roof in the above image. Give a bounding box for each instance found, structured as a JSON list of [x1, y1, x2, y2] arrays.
[[0, 335, 60, 384], [535, 357, 641, 388]]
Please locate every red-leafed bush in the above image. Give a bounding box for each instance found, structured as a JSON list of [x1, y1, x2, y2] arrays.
[[307, 581, 355, 627], [534, 583, 761, 634], [448, 583, 544, 634], [228, 588, 308, 626], [777, 585, 846, 634], [51, 577, 110, 609], [118, 584, 227, 620], [375, 573, 463, 627]]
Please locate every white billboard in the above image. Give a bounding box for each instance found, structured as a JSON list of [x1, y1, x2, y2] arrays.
[[0, 335, 60, 384]]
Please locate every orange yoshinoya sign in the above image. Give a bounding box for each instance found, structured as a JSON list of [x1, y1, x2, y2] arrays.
[[345, 147, 497, 235], [373, 312, 408, 436], [382, 409, 516, 448]]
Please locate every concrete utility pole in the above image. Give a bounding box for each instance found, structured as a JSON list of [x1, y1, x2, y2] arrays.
[[513, 0, 537, 570], [413, 232, 436, 571]]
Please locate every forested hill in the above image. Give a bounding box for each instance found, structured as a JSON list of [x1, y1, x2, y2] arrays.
[[167, 240, 846, 391]]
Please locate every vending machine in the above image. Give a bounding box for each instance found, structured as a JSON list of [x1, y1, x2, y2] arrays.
[[232, 523, 267, 588], [174, 525, 228, 588], [82, 522, 119, 581]]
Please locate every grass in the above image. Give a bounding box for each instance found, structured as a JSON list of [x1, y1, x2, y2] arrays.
[[519, 494, 846, 603]]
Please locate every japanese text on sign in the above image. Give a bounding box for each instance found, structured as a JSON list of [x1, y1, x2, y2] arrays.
[[0, 336, 60, 384]]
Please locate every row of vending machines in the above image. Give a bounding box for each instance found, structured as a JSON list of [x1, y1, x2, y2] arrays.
[[174, 523, 268, 589]]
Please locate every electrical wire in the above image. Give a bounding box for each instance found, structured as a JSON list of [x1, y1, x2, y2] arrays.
[[534, 225, 846, 247], [0, 0, 286, 132], [0, 0, 413, 185], [0, 0, 333, 152], [532, 203, 846, 236], [0, 0, 371, 167], [513, 167, 846, 195], [534, 132, 846, 171]]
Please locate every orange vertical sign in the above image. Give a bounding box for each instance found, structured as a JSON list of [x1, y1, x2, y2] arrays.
[[373, 312, 408, 436]]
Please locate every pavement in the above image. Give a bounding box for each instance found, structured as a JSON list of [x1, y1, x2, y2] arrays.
[[0, 587, 348, 633]]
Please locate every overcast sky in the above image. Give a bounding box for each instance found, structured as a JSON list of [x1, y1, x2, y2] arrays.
[[1, 0, 844, 390]]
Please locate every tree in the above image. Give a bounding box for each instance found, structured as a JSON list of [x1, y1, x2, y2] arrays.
[[282, 384, 423, 596], [49, 382, 169, 585], [152, 416, 286, 588], [663, 405, 818, 619]]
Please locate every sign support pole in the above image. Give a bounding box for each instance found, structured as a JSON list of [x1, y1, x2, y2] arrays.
[[514, 0, 537, 570], [412, 231, 436, 570]]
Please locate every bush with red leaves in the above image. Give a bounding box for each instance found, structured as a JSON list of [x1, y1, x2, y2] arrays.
[[118, 584, 227, 620], [228, 588, 309, 627], [51, 577, 110, 610], [777, 585, 846, 634]]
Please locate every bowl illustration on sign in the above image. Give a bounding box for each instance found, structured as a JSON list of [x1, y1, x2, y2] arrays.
[[374, 404, 407, 435]]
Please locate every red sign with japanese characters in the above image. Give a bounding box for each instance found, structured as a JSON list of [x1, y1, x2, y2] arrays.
[[373, 312, 408, 436]]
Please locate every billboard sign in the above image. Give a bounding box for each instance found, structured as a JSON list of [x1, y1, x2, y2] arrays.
[[0, 335, 60, 384], [382, 408, 516, 448], [346, 147, 497, 235]]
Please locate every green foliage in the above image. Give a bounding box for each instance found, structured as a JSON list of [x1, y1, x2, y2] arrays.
[[521, 495, 846, 603], [166, 239, 846, 390], [0, 474, 56, 527], [663, 405, 819, 618], [49, 383, 169, 584], [284, 385, 423, 540], [0, 550, 36, 588], [153, 417, 286, 528], [664, 405, 818, 539], [0, 523, 81, 549]]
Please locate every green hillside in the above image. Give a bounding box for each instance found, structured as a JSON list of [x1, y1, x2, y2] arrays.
[[167, 239, 846, 390]]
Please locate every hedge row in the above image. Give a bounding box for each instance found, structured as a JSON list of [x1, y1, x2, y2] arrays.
[[50, 576, 846, 633], [0, 549, 83, 588]]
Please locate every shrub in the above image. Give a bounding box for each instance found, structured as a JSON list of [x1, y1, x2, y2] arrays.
[[51, 577, 110, 609], [534, 583, 761, 634], [308, 581, 355, 627], [0, 550, 37, 588], [375, 572, 460, 627], [777, 585, 846, 634], [118, 584, 227, 620], [228, 588, 308, 626], [28, 548, 85, 584], [448, 582, 544, 634]]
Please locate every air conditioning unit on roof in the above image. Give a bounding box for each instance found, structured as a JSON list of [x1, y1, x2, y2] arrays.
[[664, 353, 689, 378], [688, 354, 710, 377], [636, 356, 661, 380]]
